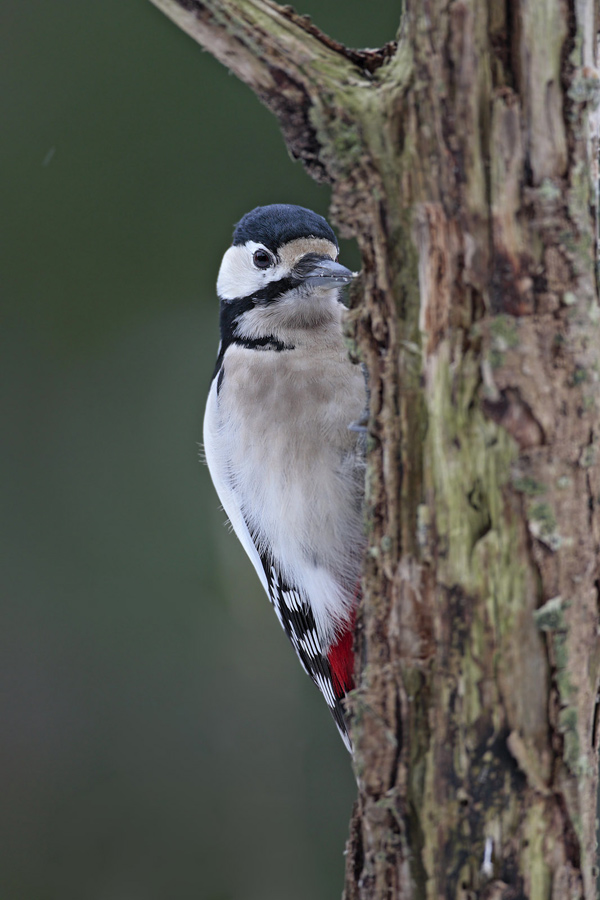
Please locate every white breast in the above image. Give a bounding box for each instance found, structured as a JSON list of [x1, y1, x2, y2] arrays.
[[203, 335, 366, 646]]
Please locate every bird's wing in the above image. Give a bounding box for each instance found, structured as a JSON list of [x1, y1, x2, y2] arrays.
[[260, 553, 352, 752]]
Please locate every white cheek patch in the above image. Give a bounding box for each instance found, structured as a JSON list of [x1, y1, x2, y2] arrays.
[[217, 242, 287, 301], [217, 244, 261, 300]]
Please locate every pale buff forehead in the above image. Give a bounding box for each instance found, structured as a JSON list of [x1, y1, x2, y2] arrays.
[[277, 237, 338, 267]]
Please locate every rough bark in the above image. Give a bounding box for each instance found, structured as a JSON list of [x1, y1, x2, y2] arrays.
[[148, 1, 600, 896]]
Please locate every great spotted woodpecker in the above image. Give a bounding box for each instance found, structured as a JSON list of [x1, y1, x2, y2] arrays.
[[203, 204, 366, 750]]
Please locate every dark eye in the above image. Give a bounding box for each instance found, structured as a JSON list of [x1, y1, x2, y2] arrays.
[[253, 249, 273, 269]]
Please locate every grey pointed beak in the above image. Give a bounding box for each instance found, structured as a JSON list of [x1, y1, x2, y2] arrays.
[[294, 254, 355, 287]]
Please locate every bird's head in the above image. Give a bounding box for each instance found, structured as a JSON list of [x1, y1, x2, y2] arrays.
[[216, 205, 355, 339]]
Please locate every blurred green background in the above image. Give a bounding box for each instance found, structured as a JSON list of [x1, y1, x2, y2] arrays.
[[1, 3, 399, 899]]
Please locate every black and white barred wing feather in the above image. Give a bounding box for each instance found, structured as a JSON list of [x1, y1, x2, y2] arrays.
[[260, 555, 351, 751]]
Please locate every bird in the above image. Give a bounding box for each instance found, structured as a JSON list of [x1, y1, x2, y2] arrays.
[[203, 204, 366, 751]]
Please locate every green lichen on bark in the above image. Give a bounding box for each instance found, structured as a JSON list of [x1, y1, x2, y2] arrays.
[[521, 803, 553, 900], [426, 346, 518, 593]]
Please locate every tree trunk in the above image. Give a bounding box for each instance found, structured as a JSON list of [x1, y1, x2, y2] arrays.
[[148, 0, 600, 896]]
